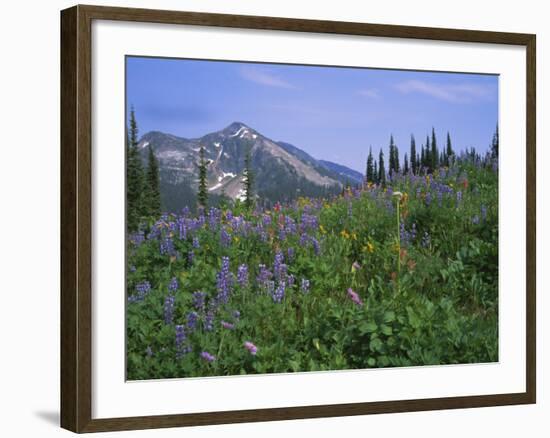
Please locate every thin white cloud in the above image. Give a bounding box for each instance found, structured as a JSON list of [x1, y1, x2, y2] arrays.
[[240, 67, 297, 89], [358, 88, 380, 99], [395, 79, 495, 103]]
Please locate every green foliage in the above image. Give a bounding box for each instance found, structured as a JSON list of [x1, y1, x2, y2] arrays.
[[144, 145, 161, 218], [126, 159, 498, 379], [126, 107, 144, 232]]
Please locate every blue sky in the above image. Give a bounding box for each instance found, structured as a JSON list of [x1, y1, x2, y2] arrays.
[[126, 56, 498, 173]]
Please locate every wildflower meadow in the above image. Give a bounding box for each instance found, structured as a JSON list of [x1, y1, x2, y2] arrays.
[[126, 158, 498, 380]]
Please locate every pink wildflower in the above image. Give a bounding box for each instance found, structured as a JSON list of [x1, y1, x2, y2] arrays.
[[244, 341, 258, 355], [347, 288, 364, 306]]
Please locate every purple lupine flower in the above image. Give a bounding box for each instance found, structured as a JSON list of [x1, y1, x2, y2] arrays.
[[425, 192, 432, 207], [175, 325, 191, 358], [244, 341, 258, 355], [221, 320, 235, 330], [301, 278, 310, 294], [273, 251, 285, 280], [233, 310, 241, 320], [129, 230, 145, 246], [262, 214, 272, 227], [128, 280, 152, 303], [456, 191, 463, 203], [287, 247, 295, 261], [220, 227, 231, 247], [203, 310, 215, 332], [129, 265, 137, 273], [160, 236, 175, 256], [472, 215, 480, 224], [145, 346, 153, 357], [237, 264, 249, 288], [310, 237, 321, 255], [256, 264, 272, 287], [287, 274, 295, 288], [216, 256, 233, 304], [187, 311, 199, 332], [481, 205, 487, 221], [188, 250, 194, 265], [279, 229, 286, 242], [192, 291, 206, 311], [192, 237, 200, 248], [164, 294, 175, 325], [347, 288, 364, 306], [168, 277, 179, 292], [272, 282, 285, 303], [200, 351, 216, 362]]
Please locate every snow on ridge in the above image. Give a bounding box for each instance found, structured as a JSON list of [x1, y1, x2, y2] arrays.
[[208, 182, 223, 192], [230, 126, 248, 138], [222, 172, 236, 179], [141, 141, 149, 149], [214, 142, 221, 148]]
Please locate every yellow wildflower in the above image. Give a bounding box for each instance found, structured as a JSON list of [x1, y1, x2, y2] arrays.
[[319, 224, 327, 234], [367, 242, 374, 253], [340, 229, 350, 239]]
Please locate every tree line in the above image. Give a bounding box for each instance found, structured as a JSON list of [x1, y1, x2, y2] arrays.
[[364, 125, 498, 185], [127, 107, 162, 231]]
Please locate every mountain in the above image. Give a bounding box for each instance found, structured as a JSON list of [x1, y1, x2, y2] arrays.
[[138, 122, 363, 212], [318, 160, 364, 185]]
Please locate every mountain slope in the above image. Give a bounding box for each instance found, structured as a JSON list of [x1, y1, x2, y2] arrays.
[[138, 122, 362, 211], [318, 160, 364, 185]]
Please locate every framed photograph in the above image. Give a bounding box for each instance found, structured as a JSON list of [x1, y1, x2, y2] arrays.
[[60, 4, 536, 433]]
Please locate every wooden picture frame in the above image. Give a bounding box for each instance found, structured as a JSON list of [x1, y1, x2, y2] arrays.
[[61, 4, 536, 433]]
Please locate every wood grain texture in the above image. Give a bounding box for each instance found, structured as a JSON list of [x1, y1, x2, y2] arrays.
[[60, 4, 537, 433]]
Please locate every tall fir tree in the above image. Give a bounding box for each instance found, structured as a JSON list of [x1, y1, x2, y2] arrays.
[[416, 152, 421, 174], [373, 160, 378, 184], [144, 144, 161, 218], [404, 153, 409, 174], [430, 127, 438, 172], [378, 148, 386, 186], [366, 147, 374, 183], [491, 124, 499, 159], [446, 132, 454, 166], [410, 135, 417, 175], [126, 106, 144, 231], [395, 145, 400, 175], [388, 135, 396, 178], [243, 146, 255, 210], [197, 146, 208, 209]]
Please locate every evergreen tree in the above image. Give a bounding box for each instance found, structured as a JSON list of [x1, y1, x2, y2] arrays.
[[378, 149, 386, 186], [431, 127, 438, 171], [410, 135, 417, 175], [197, 146, 208, 209], [366, 147, 374, 183], [126, 106, 144, 231], [144, 144, 161, 218], [491, 124, 499, 159], [446, 132, 454, 166], [416, 152, 421, 174], [388, 135, 396, 178], [373, 160, 378, 184], [395, 144, 400, 175], [243, 146, 255, 210], [404, 153, 409, 174]]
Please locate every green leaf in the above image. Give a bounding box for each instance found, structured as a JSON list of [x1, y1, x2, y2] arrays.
[[359, 321, 378, 334], [380, 324, 393, 336]]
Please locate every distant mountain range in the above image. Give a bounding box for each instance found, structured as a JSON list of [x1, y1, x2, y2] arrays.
[[138, 122, 364, 212]]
